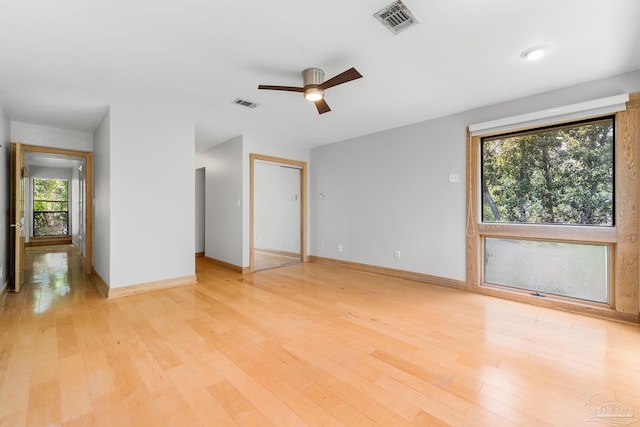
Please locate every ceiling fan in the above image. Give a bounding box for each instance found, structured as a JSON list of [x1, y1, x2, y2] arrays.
[[258, 67, 363, 114]]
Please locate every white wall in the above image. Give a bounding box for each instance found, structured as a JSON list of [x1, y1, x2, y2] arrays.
[[195, 167, 205, 253], [107, 105, 195, 288], [0, 102, 10, 288], [200, 136, 244, 267], [93, 109, 111, 284], [11, 122, 93, 151], [310, 69, 640, 283], [8, 106, 196, 290]]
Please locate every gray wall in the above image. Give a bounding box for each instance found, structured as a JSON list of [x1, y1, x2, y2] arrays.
[[93, 109, 111, 284], [201, 136, 244, 267], [310, 70, 640, 282], [198, 134, 311, 268]]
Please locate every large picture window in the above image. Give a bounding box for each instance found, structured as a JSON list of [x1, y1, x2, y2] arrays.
[[466, 94, 639, 323], [482, 117, 614, 226]]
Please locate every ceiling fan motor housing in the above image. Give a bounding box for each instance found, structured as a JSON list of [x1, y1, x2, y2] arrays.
[[302, 68, 325, 101], [302, 68, 324, 86]]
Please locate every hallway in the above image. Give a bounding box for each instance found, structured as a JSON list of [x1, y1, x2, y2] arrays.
[[1, 246, 640, 426], [0, 245, 102, 426], [22, 245, 95, 314]]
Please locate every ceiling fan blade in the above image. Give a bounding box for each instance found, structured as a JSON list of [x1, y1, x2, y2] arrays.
[[315, 98, 331, 114], [258, 85, 304, 93], [319, 67, 363, 90]]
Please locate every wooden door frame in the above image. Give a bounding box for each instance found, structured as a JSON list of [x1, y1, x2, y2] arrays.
[[250, 153, 307, 272], [9, 143, 26, 291], [20, 143, 94, 274]]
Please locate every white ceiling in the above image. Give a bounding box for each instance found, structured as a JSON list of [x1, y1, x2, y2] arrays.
[[1, 0, 639, 152]]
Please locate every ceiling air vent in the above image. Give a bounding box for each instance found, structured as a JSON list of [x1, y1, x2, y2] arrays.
[[233, 98, 259, 109], [374, 1, 419, 35]]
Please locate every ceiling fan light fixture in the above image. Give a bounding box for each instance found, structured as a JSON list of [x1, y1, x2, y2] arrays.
[[304, 87, 324, 102], [258, 66, 362, 114]]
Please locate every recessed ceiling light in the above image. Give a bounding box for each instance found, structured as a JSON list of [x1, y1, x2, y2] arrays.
[[521, 45, 549, 61]]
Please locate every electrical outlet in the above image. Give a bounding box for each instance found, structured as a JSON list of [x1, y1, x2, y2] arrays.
[[0, 266, 3, 278], [320, 242, 324, 249], [338, 244, 343, 253], [394, 251, 401, 260]]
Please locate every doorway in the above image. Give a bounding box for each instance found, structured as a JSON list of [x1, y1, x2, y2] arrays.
[[10, 144, 93, 292], [250, 154, 307, 272]]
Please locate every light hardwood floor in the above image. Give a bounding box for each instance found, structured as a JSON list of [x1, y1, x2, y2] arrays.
[[1, 245, 639, 426], [253, 250, 301, 271]]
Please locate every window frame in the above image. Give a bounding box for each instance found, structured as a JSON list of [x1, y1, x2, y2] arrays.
[[32, 178, 70, 238], [466, 94, 639, 323]]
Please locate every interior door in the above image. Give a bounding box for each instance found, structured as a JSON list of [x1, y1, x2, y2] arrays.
[[9, 142, 26, 292], [250, 154, 307, 272]]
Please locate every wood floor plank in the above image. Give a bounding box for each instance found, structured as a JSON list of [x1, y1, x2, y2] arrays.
[[283, 339, 420, 423], [411, 410, 452, 427], [165, 362, 240, 426], [26, 379, 60, 427], [30, 322, 58, 388], [0, 409, 28, 427], [152, 385, 207, 427], [230, 350, 344, 427], [76, 318, 116, 401], [208, 379, 277, 427], [55, 315, 80, 360], [205, 350, 310, 426], [302, 381, 381, 427], [58, 353, 92, 422], [1, 245, 639, 426], [0, 320, 37, 418], [131, 320, 182, 370]]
